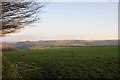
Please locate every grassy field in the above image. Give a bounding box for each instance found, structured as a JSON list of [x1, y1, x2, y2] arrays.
[[2, 46, 119, 79]]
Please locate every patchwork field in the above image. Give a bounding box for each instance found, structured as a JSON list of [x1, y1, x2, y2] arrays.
[[2, 46, 119, 79]]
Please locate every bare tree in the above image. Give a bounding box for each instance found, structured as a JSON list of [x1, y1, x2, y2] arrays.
[[0, 1, 44, 35]]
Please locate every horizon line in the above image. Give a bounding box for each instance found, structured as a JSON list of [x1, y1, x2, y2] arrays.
[[1, 39, 119, 43]]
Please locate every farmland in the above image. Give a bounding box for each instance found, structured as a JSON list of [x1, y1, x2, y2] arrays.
[[2, 46, 119, 79]]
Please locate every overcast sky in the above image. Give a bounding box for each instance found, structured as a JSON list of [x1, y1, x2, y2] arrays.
[[2, 2, 118, 42]]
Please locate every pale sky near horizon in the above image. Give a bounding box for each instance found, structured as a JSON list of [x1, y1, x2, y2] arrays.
[[1, 2, 118, 42]]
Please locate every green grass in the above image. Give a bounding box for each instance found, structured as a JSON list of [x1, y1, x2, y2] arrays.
[[3, 46, 119, 79], [2, 55, 21, 80]]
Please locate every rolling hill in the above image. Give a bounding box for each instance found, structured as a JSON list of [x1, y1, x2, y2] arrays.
[[1, 40, 119, 50], [1, 44, 19, 51]]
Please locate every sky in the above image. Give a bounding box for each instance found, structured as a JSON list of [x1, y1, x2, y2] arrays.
[[1, 2, 118, 42]]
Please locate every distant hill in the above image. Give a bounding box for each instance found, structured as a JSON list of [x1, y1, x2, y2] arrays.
[[2, 40, 119, 50], [1, 44, 19, 51]]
